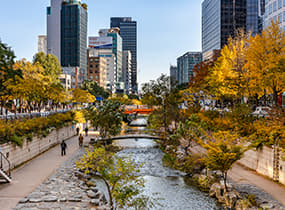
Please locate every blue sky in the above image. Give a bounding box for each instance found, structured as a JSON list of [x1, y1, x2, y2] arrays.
[[0, 0, 202, 86]]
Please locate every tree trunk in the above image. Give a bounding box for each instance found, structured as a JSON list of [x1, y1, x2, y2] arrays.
[[95, 174, 113, 209], [223, 171, 228, 192]]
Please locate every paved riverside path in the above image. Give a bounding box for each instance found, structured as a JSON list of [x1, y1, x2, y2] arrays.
[[0, 134, 90, 210], [229, 164, 285, 206]]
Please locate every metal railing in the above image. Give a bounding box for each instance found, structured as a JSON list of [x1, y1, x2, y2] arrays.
[[0, 151, 11, 179]]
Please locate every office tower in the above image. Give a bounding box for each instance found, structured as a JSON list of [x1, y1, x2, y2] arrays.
[[170, 65, 178, 82], [122, 51, 132, 94], [202, 0, 247, 59], [107, 28, 124, 92], [47, 0, 62, 60], [88, 36, 116, 92], [264, 0, 285, 30], [177, 52, 202, 85], [88, 28, 124, 93], [247, 0, 265, 36], [61, 0, 88, 84], [87, 56, 107, 89], [110, 17, 137, 93], [38, 35, 47, 54]]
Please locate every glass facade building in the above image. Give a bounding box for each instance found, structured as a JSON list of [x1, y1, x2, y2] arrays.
[[247, 0, 265, 36], [110, 17, 137, 93], [107, 31, 124, 92], [202, 0, 247, 59], [264, 0, 285, 30], [177, 52, 202, 85], [61, 3, 87, 79]]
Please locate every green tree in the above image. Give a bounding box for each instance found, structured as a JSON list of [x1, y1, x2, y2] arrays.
[[87, 100, 123, 138], [77, 147, 159, 210], [80, 80, 110, 99], [0, 41, 22, 114], [33, 52, 62, 84], [142, 74, 183, 133]]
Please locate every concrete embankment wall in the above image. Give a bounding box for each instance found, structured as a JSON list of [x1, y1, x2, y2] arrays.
[[189, 143, 285, 185], [0, 125, 75, 171], [238, 146, 285, 185]]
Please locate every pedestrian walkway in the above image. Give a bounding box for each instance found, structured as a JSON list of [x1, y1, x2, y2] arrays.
[[229, 164, 285, 206], [0, 134, 90, 210]]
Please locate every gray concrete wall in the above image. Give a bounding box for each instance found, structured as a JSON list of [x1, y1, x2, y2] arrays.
[[238, 146, 285, 185], [0, 125, 75, 171]]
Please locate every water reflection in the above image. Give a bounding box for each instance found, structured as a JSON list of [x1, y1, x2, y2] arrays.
[[113, 138, 217, 209]]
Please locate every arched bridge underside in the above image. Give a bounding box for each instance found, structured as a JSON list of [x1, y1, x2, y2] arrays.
[[95, 134, 164, 144]]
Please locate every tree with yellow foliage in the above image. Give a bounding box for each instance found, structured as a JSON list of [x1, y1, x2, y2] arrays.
[[5, 60, 51, 113], [72, 88, 96, 104], [208, 30, 250, 103], [198, 131, 247, 191], [246, 20, 285, 105]]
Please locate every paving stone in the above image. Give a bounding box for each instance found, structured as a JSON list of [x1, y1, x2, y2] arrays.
[[29, 198, 42, 203], [18, 198, 29, 203], [43, 195, 58, 202]]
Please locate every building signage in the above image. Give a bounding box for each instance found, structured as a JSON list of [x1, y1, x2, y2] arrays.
[[89, 37, 113, 49]]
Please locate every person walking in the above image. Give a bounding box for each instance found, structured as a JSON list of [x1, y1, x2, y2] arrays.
[[61, 140, 67, 156], [85, 127, 88, 136], [76, 127, 80, 135], [78, 134, 84, 147]]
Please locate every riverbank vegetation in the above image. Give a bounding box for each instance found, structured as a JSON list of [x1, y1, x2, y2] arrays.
[[141, 21, 285, 209], [0, 111, 75, 146], [77, 146, 161, 210]]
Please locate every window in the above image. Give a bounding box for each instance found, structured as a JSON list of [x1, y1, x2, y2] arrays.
[[279, 13, 282, 23], [47, 7, 51, 15], [269, 3, 273, 14], [273, 1, 277, 12], [278, 0, 282, 8], [284, 0, 285, 6], [283, 11, 285, 22]]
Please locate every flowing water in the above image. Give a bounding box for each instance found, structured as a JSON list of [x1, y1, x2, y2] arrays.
[[99, 118, 217, 209]]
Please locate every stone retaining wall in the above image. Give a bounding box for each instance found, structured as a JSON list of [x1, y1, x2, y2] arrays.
[[238, 146, 285, 185], [0, 125, 75, 171]]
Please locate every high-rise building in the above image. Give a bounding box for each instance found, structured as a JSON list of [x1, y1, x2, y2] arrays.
[[110, 17, 137, 93], [170, 65, 178, 84], [88, 56, 107, 89], [247, 0, 265, 36], [47, 0, 62, 60], [122, 51, 132, 94], [177, 52, 202, 85], [89, 36, 116, 92], [107, 28, 124, 92], [264, 0, 285, 30], [38, 35, 47, 54], [202, 0, 247, 59], [61, 0, 87, 83], [89, 28, 124, 93]]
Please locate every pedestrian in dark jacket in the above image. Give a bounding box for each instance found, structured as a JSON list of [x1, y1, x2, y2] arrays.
[[61, 140, 67, 156], [76, 127, 80, 135]]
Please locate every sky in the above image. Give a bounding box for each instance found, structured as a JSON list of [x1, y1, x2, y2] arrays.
[[0, 0, 202, 87]]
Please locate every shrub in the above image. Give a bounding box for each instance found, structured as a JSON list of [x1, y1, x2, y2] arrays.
[[0, 111, 75, 146]]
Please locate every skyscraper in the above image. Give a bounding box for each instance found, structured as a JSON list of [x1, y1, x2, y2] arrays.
[[177, 52, 202, 85], [264, 0, 285, 30], [61, 0, 88, 82], [122, 50, 132, 94], [107, 28, 124, 92], [47, 0, 62, 60], [110, 17, 137, 93], [202, 0, 247, 59], [247, 0, 265, 36]]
